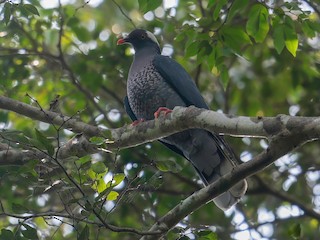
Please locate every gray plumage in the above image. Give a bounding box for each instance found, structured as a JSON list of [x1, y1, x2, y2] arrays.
[[118, 29, 247, 210], [127, 63, 184, 120]]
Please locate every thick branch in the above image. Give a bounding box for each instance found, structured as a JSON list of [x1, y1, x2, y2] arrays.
[[0, 148, 47, 164], [2, 96, 320, 162], [140, 132, 311, 239], [0, 96, 102, 137]]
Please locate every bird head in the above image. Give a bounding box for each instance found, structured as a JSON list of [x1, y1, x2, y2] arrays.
[[117, 29, 161, 53]]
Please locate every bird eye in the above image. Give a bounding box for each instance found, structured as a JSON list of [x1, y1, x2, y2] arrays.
[[141, 35, 146, 39]]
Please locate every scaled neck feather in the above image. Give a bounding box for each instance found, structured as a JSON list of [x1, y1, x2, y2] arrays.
[[129, 43, 161, 76]]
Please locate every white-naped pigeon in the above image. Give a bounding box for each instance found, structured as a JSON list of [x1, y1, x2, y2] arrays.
[[117, 29, 247, 210]]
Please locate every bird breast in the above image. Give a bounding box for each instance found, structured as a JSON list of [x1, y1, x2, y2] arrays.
[[127, 63, 185, 120]]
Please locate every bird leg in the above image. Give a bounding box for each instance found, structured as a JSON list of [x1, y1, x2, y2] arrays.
[[132, 118, 145, 126], [154, 107, 173, 118]]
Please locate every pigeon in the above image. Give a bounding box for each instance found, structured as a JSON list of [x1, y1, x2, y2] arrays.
[[117, 29, 247, 210]]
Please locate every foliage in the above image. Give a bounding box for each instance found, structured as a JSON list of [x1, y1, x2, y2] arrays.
[[0, 0, 320, 239]]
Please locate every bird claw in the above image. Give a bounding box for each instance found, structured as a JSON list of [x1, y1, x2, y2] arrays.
[[154, 107, 172, 118], [132, 118, 145, 126]]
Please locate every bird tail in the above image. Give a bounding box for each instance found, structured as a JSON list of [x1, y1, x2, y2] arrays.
[[207, 156, 247, 211], [194, 134, 247, 211]]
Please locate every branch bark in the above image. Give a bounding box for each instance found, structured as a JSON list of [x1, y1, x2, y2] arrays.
[[1, 95, 320, 161]]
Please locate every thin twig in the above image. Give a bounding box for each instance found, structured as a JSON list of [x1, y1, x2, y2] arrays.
[[254, 176, 320, 220], [111, 0, 136, 28]]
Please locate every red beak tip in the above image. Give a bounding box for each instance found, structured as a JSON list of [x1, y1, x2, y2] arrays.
[[117, 38, 125, 45]]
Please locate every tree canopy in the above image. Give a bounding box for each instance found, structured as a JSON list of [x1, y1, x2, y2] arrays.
[[0, 0, 320, 239]]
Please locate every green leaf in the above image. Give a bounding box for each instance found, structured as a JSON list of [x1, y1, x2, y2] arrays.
[[113, 173, 125, 186], [155, 161, 169, 172], [21, 223, 39, 240], [208, 0, 215, 7], [89, 136, 105, 145], [198, 18, 214, 28], [23, 4, 40, 16], [155, 158, 182, 173], [185, 41, 200, 57], [228, 0, 249, 21], [301, 20, 316, 38], [0, 130, 30, 145], [273, 24, 285, 54], [220, 27, 251, 53], [175, 31, 186, 42], [147, 172, 164, 189], [35, 128, 54, 156], [246, 4, 269, 43], [206, 47, 217, 71], [0, 111, 8, 123], [199, 40, 212, 55], [12, 203, 30, 214], [212, 0, 227, 20], [84, 202, 93, 211], [138, 0, 162, 13], [67, 16, 79, 28], [4, 2, 11, 25], [220, 65, 229, 90], [206, 41, 223, 70], [308, 20, 320, 32], [107, 190, 119, 201], [73, 26, 91, 42], [0, 229, 14, 240], [196, 40, 213, 65], [288, 223, 302, 239], [87, 168, 96, 179], [79, 225, 89, 240], [81, 209, 90, 217], [96, 178, 107, 193], [76, 156, 92, 165], [284, 26, 298, 57], [197, 230, 218, 240], [91, 161, 106, 174]]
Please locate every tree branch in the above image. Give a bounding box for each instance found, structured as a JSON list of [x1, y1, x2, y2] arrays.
[[0, 148, 47, 165], [0, 203, 162, 236], [0, 96, 102, 137], [1, 95, 320, 161], [140, 132, 311, 238], [254, 176, 320, 220]]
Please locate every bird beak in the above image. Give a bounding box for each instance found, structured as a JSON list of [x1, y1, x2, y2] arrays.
[[117, 33, 129, 45], [117, 38, 127, 45]]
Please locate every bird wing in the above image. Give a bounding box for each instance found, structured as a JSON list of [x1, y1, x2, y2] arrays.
[[153, 55, 209, 109], [126, 55, 211, 159], [124, 96, 137, 121], [154, 55, 237, 170]]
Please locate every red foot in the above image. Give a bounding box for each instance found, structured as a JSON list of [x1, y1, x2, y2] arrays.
[[154, 107, 172, 118], [132, 118, 145, 126]]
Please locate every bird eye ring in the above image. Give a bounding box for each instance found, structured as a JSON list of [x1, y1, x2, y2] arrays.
[[141, 35, 146, 39]]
